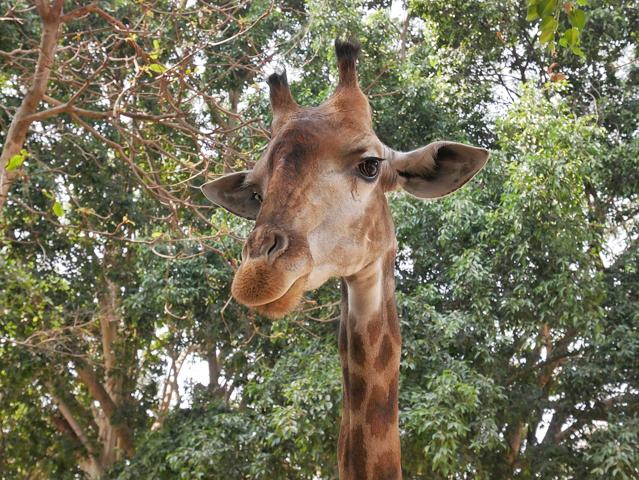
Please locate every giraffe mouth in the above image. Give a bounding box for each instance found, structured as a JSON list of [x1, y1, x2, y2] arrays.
[[251, 274, 309, 318], [231, 253, 311, 318]]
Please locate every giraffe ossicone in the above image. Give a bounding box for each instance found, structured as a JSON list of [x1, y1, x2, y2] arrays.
[[202, 38, 489, 480]]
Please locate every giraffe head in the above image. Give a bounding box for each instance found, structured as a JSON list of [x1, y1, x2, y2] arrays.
[[202, 39, 489, 318]]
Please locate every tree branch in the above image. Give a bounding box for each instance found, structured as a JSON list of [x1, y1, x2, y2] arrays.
[[60, 2, 99, 23], [0, 3, 62, 211], [152, 346, 193, 430], [46, 381, 102, 474], [75, 364, 135, 457], [506, 421, 524, 467]]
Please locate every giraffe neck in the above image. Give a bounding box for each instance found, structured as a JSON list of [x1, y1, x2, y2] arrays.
[[338, 249, 401, 480]]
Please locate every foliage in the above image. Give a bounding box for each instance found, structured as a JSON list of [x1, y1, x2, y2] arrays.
[[112, 327, 341, 480], [1, 0, 638, 479], [526, 0, 589, 56]]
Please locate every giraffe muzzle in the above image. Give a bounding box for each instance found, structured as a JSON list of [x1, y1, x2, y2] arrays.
[[232, 225, 313, 318]]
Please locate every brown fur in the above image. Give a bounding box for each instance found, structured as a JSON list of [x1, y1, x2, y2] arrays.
[[202, 39, 489, 480], [251, 274, 309, 318], [365, 373, 399, 438], [374, 334, 394, 371], [367, 319, 383, 346], [373, 451, 401, 480], [350, 425, 368, 480], [349, 372, 368, 411], [350, 331, 367, 366], [241, 54, 405, 477]]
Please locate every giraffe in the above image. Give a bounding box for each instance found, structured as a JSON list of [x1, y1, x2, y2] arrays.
[[202, 39, 489, 480]]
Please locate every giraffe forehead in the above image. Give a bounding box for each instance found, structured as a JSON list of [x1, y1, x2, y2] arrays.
[[266, 107, 373, 170], [268, 129, 320, 171]]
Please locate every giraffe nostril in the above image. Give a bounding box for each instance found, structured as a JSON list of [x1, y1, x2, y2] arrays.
[[266, 231, 288, 261], [248, 227, 290, 261]]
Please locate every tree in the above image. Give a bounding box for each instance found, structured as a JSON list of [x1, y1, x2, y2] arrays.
[[1, 0, 304, 476], [1, 0, 638, 478]]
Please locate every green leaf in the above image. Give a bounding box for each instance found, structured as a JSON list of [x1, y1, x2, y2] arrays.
[[576, 0, 589, 5], [537, 0, 557, 18], [540, 18, 557, 44], [568, 9, 587, 30], [536, 0, 549, 16], [6, 156, 24, 172], [52, 201, 64, 217], [150, 39, 162, 60], [5, 149, 28, 171], [151, 231, 163, 238], [540, 15, 557, 31], [526, 2, 539, 21], [147, 63, 166, 73], [564, 27, 580, 46], [571, 45, 585, 57]]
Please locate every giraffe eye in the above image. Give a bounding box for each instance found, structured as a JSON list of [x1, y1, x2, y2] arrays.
[[358, 157, 381, 180], [253, 192, 263, 203]]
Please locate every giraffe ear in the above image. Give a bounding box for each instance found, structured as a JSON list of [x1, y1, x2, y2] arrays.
[[201, 171, 260, 220], [388, 141, 489, 199]]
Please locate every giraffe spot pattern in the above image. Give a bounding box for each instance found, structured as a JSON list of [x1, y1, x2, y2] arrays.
[[349, 372, 367, 411], [350, 425, 368, 480], [373, 450, 400, 480], [374, 334, 394, 371], [367, 318, 382, 345], [386, 300, 401, 343], [365, 374, 398, 438], [342, 367, 350, 402], [350, 331, 366, 365]]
